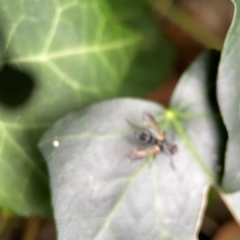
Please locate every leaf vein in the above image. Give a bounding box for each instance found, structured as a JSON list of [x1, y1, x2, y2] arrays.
[[151, 164, 172, 240], [5, 37, 141, 64], [4, 15, 25, 56], [0, 122, 48, 183], [42, 7, 61, 54], [92, 157, 152, 240], [47, 61, 80, 89], [171, 117, 214, 180]]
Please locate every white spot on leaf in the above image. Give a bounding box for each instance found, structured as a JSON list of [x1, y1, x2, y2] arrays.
[[52, 140, 60, 147]]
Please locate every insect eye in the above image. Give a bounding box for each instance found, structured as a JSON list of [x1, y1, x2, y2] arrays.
[[170, 144, 178, 155]]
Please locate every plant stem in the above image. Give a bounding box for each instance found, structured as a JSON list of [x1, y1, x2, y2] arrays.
[[21, 218, 43, 240], [153, 0, 223, 50]]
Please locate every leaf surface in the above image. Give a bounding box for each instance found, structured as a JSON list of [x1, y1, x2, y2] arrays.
[[0, 0, 141, 216], [40, 51, 223, 239], [217, 0, 240, 220]]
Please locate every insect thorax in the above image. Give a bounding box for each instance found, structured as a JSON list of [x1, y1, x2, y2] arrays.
[[135, 131, 157, 144]]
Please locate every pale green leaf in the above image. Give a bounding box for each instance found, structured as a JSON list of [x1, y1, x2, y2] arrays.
[[217, 0, 240, 221], [40, 51, 223, 239]]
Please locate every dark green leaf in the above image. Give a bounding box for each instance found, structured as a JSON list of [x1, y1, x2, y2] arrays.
[[0, 0, 141, 216], [108, 0, 175, 96], [40, 51, 222, 239]]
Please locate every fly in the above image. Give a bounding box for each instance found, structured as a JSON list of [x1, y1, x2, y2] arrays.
[[129, 112, 177, 169]]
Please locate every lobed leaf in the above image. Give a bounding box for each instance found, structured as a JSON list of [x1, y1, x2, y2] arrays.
[[39, 51, 223, 239], [0, 0, 141, 216]]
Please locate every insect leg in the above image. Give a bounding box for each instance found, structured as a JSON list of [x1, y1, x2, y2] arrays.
[[162, 142, 177, 170], [128, 145, 161, 160]]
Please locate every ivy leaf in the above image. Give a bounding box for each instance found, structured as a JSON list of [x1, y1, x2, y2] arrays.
[[217, 0, 240, 219], [0, 0, 141, 216], [39, 51, 223, 239]]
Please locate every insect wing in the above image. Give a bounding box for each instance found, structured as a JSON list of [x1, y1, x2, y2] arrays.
[[129, 145, 161, 160], [142, 112, 165, 141]]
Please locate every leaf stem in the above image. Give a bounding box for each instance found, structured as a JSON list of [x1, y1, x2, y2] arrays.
[[21, 218, 43, 240], [152, 0, 223, 50]]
